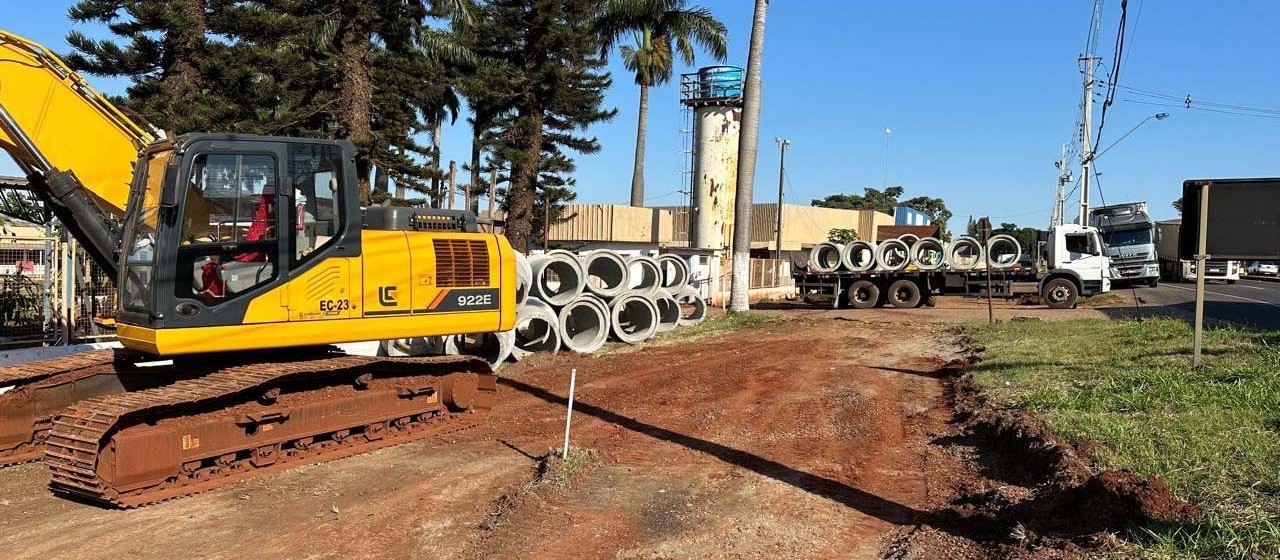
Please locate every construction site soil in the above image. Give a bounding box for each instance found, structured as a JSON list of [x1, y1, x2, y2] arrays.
[[0, 298, 1196, 559]]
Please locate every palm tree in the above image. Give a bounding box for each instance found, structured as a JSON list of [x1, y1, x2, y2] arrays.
[[598, 1, 727, 207], [729, 0, 768, 313]]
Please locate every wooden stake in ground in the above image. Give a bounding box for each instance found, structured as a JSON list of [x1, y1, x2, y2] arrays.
[[562, 368, 577, 457]]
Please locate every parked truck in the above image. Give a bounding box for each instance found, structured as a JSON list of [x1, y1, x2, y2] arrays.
[[793, 223, 1112, 310], [1155, 219, 1240, 283], [1089, 202, 1160, 287]]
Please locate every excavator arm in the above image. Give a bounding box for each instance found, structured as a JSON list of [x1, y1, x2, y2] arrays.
[[0, 29, 158, 278]]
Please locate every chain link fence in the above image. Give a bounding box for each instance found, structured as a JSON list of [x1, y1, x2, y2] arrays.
[[0, 234, 115, 348]]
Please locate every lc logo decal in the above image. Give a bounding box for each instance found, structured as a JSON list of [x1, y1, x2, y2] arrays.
[[378, 285, 398, 306]]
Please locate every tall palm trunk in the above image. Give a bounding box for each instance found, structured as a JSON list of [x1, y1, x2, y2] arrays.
[[729, 0, 769, 312], [630, 83, 649, 207]]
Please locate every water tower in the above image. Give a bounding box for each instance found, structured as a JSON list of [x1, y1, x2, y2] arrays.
[[680, 66, 743, 250]]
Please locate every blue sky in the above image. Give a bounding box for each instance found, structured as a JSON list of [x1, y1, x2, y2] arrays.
[[5, 1, 1280, 227]]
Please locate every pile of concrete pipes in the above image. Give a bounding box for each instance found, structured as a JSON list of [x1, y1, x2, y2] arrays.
[[382, 249, 706, 370], [808, 234, 1022, 273]]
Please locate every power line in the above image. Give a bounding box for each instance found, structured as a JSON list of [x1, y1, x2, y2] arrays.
[[1122, 98, 1280, 120], [1112, 84, 1280, 115], [1120, 0, 1145, 68], [1094, 0, 1129, 151]]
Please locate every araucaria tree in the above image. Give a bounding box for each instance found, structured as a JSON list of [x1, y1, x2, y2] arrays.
[[466, 0, 617, 252], [597, 0, 727, 207]]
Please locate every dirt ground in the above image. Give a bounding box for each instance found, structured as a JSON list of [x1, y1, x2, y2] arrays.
[[0, 298, 1173, 559]]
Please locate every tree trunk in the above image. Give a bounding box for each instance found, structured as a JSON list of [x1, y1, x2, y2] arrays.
[[730, 0, 770, 313], [630, 83, 649, 207], [431, 120, 443, 208], [337, 4, 374, 205], [507, 110, 544, 253], [158, 0, 207, 130], [470, 119, 484, 214]]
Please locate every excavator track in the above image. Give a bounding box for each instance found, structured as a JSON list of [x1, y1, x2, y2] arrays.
[[0, 350, 137, 467], [45, 353, 495, 508]]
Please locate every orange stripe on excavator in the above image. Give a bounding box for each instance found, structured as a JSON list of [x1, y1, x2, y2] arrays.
[[428, 289, 451, 310]]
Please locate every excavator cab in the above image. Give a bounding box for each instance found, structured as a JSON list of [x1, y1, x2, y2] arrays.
[[115, 133, 516, 357], [117, 134, 361, 333]]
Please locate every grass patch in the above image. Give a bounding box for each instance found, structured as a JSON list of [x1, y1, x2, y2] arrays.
[[539, 447, 598, 489], [968, 318, 1280, 559], [1078, 290, 1130, 308], [653, 311, 778, 342]]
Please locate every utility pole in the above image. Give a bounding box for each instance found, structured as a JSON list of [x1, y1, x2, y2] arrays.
[[1052, 143, 1071, 227], [1078, 0, 1101, 226], [773, 138, 790, 262]]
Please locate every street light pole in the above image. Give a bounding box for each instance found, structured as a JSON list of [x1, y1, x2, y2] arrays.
[[1092, 113, 1170, 162], [773, 138, 790, 262]]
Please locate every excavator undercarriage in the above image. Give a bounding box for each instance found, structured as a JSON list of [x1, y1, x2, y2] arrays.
[[1, 351, 496, 508]]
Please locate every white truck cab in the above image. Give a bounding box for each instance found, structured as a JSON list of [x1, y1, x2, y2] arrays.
[[1039, 223, 1111, 308]]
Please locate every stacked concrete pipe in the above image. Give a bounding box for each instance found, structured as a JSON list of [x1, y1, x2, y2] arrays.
[[875, 238, 911, 271], [840, 241, 877, 272], [443, 331, 514, 370], [652, 288, 681, 332], [609, 294, 659, 344], [511, 298, 560, 361], [626, 255, 663, 298], [986, 234, 1022, 269], [911, 237, 947, 270], [558, 295, 610, 353], [530, 249, 586, 306], [580, 249, 630, 298], [674, 286, 708, 326], [657, 254, 690, 290], [946, 236, 984, 270], [809, 242, 844, 273]]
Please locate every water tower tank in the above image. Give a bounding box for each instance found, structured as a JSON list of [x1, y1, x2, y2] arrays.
[[681, 66, 745, 250]]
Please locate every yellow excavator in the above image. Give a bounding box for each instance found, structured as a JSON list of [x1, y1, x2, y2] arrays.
[[0, 30, 515, 507]]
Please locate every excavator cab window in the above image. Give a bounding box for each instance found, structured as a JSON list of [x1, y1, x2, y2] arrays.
[[120, 151, 171, 315], [288, 144, 344, 266], [174, 153, 280, 303]]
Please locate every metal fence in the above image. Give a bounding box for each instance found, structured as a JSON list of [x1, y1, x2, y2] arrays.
[[748, 258, 791, 289], [0, 234, 115, 348]]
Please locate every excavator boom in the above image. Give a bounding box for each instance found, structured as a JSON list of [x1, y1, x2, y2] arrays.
[[0, 29, 158, 276]]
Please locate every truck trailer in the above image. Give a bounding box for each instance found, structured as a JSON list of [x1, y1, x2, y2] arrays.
[[794, 223, 1112, 310], [1155, 219, 1240, 283]]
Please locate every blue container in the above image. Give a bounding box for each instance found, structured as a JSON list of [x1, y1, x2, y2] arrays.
[[697, 66, 743, 99]]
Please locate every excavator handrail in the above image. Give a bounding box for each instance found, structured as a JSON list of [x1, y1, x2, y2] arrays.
[[0, 29, 155, 149]]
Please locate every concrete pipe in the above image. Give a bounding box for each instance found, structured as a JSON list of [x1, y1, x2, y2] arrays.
[[511, 299, 561, 361], [558, 297, 610, 354], [946, 236, 985, 270], [580, 249, 630, 298], [875, 238, 911, 271], [652, 288, 680, 332], [910, 237, 947, 270], [840, 240, 877, 272], [656, 254, 690, 290], [986, 234, 1022, 269], [674, 286, 708, 326], [809, 242, 844, 273], [379, 336, 446, 357], [898, 233, 920, 246], [515, 251, 533, 306], [443, 330, 514, 371], [530, 249, 586, 306], [609, 294, 659, 344], [626, 255, 662, 298]]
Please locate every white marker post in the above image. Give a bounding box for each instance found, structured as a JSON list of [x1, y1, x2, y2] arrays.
[[1193, 183, 1211, 368], [561, 368, 577, 457]]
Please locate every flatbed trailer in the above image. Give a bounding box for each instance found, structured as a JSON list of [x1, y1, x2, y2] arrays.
[[794, 264, 1106, 310]]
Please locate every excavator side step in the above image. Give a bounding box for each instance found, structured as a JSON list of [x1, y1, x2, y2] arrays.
[[44, 353, 495, 508]]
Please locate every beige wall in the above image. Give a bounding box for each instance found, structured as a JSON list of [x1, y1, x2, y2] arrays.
[[659, 203, 892, 250], [546, 204, 673, 244]]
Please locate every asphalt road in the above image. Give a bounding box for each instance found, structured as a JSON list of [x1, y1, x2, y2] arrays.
[[1115, 277, 1280, 330]]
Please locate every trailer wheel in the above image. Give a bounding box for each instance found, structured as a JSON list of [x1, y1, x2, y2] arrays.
[[1147, 278, 1159, 288], [848, 280, 880, 309], [887, 279, 923, 308], [1042, 278, 1079, 309]]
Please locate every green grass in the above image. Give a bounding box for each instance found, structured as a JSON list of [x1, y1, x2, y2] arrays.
[[968, 318, 1280, 559], [653, 311, 778, 342], [539, 447, 598, 489]]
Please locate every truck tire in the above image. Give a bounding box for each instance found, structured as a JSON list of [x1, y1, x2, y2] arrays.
[[1147, 277, 1159, 288], [1042, 278, 1079, 309], [848, 280, 880, 310], [887, 279, 923, 308]]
